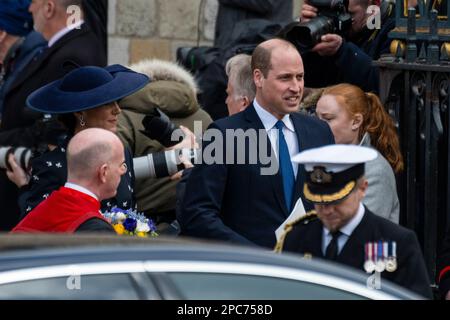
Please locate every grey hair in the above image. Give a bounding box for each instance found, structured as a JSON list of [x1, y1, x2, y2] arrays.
[[225, 54, 256, 101]]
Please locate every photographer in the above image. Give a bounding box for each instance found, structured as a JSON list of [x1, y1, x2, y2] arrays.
[[214, 0, 293, 48], [118, 59, 211, 227], [298, 0, 395, 92]]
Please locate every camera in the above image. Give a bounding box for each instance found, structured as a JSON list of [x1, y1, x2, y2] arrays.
[[133, 148, 198, 180], [176, 46, 220, 75], [284, 0, 352, 52], [0, 146, 33, 172], [141, 108, 185, 148]]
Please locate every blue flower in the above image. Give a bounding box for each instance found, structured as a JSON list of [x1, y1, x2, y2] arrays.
[[147, 219, 157, 232], [123, 218, 137, 232]]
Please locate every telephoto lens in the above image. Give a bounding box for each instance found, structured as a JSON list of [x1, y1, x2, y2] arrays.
[[0, 146, 33, 172], [133, 148, 198, 180]]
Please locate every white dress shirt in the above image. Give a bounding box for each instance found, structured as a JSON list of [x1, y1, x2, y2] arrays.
[[321, 202, 365, 256], [253, 99, 299, 177], [64, 182, 98, 201], [48, 20, 84, 47]]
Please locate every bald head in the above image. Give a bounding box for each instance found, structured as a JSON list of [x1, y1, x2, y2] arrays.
[[251, 38, 300, 78], [67, 128, 123, 182]]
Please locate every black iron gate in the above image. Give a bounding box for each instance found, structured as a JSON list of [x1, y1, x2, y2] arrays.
[[375, 0, 450, 283]]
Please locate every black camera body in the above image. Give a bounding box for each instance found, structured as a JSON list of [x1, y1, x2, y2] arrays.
[[285, 0, 352, 52]]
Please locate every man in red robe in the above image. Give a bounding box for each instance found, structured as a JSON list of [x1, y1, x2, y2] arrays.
[[12, 128, 127, 233]]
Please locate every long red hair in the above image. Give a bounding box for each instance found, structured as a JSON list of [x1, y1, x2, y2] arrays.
[[322, 84, 404, 173]]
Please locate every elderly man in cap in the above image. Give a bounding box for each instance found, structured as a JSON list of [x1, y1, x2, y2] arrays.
[[278, 144, 432, 298], [0, 0, 46, 115]]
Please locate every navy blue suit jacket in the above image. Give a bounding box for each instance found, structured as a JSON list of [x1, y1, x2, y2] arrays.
[[179, 104, 334, 248]]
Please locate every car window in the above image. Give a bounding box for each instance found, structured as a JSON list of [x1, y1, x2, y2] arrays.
[[167, 273, 367, 300], [0, 273, 140, 300]]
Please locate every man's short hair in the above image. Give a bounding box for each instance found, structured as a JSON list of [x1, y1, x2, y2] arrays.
[[226, 54, 256, 101], [251, 45, 273, 78], [67, 141, 112, 180], [251, 38, 298, 78]]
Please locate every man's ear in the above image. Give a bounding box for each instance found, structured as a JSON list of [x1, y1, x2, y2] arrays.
[[253, 69, 264, 89], [98, 164, 108, 184], [241, 96, 250, 109], [0, 30, 7, 43], [352, 113, 363, 131], [358, 178, 369, 199], [44, 0, 57, 19]]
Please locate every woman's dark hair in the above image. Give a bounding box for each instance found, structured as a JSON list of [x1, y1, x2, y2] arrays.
[[58, 113, 77, 135]]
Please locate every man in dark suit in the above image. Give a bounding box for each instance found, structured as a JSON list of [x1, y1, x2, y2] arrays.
[[0, 0, 106, 230], [279, 144, 432, 298], [178, 38, 334, 248], [0, 0, 106, 147]]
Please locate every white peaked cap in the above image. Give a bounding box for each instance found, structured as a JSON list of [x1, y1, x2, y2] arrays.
[[292, 144, 378, 173]]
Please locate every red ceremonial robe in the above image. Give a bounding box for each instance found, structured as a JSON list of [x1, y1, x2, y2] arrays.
[[12, 187, 110, 233]]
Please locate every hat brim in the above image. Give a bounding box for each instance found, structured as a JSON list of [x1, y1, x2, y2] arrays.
[[26, 71, 149, 114], [303, 180, 357, 205]]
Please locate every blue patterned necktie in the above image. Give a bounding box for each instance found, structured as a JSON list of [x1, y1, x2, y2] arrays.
[[275, 120, 295, 212]]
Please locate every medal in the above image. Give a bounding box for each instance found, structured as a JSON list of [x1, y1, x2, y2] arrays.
[[374, 241, 385, 273], [385, 241, 397, 272], [364, 242, 375, 273]]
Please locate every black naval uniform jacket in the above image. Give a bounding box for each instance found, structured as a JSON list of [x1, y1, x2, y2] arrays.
[[18, 137, 136, 219], [283, 207, 432, 298]]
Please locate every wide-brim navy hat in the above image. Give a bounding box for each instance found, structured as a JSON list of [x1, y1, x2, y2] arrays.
[[26, 64, 150, 114]]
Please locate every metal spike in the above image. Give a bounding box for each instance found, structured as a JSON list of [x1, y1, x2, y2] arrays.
[[418, 43, 427, 62]]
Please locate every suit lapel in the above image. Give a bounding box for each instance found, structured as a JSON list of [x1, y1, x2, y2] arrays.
[[337, 210, 372, 269], [290, 113, 307, 209], [8, 26, 88, 93], [302, 221, 324, 257], [244, 105, 288, 216]]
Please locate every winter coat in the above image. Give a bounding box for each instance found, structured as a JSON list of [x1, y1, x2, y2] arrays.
[[117, 59, 212, 218]]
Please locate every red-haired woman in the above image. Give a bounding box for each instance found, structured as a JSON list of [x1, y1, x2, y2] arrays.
[[316, 83, 403, 223]]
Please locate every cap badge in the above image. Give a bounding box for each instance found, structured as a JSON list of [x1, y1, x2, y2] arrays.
[[310, 167, 332, 184]]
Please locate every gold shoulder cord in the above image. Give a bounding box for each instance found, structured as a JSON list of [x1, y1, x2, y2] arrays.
[[273, 210, 318, 254]]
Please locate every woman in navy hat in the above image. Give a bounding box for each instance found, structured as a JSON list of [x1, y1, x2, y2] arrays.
[[7, 64, 149, 220]]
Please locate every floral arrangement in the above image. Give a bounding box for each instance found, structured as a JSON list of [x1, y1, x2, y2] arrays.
[[102, 207, 158, 238]]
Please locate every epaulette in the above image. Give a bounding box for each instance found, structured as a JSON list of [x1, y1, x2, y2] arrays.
[[273, 210, 318, 253]]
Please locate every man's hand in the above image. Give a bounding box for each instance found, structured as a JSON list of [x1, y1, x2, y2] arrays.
[[312, 34, 343, 56], [170, 155, 194, 181], [300, 0, 318, 23], [6, 154, 30, 188], [446, 290, 450, 300], [166, 126, 198, 180], [166, 125, 199, 151]]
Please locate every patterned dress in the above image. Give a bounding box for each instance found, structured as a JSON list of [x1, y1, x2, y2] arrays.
[[18, 136, 136, 219]]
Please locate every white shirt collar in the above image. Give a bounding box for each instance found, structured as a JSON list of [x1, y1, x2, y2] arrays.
[[253, 99, 295, 133], [64, 182, 99, 201], [324, 202, 365, 237], [48, 20, 84, 47]]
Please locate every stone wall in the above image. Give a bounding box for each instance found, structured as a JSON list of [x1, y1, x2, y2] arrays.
[[108, 0, 303, 65]]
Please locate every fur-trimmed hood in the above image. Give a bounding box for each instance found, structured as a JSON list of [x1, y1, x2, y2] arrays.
[[119, 59, 200, 118], [129, 59, 198, 94]]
